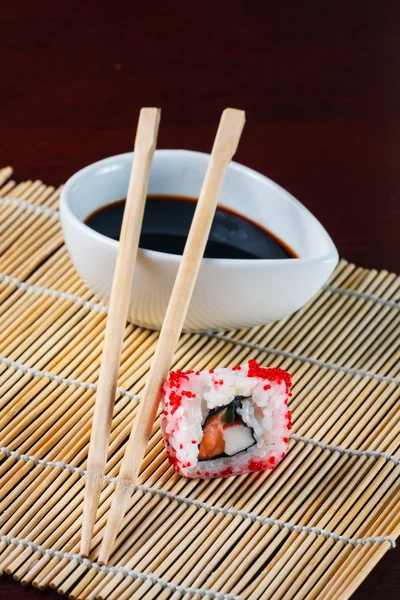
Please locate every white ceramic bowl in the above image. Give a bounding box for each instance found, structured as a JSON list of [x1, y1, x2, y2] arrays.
[[60, 150, 338, 331]]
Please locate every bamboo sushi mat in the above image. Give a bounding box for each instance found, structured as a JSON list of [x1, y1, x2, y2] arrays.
[[0, 165, 399, 600]]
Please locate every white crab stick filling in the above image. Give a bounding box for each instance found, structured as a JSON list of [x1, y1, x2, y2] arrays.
[[223, 424, 254, 456]]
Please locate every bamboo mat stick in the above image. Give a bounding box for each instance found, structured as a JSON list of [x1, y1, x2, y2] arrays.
[[98, 107, 245, 564], [0, 262, 394, 510], [244, 457, 397, 599], [44, 458, 194, 590], [0, 274, 394, 548], [95, 380, 398, 596], [157, 413, 397, 599], [182, 429, 398, 598], [0, 174, 398, 600], [244, 411, 395, 592], [0, 166, 13, 186], [178, 459, 392, 600], [81, 107, 161, 556], [90, 476, 252, 599], [0, 181, 52, 218], [283, 467, 399, 599], [0, 253, 74, 320], [15, 304, 400, 596], [0, 180, 16, 197], [0, 186, 55, 248], [2, 350, 396, 596], [0, 329, 215, 529], [68, 336, 252, 576], [324, 505, 400, 600]]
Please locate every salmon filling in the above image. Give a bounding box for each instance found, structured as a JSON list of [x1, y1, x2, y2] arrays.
[[198, 397, 256, 460]]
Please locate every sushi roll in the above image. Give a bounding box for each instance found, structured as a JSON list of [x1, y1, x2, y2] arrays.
[[161, 359, 292, 479]]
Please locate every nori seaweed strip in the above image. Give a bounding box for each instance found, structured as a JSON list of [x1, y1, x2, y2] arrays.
[[205, 395, 250, 421]]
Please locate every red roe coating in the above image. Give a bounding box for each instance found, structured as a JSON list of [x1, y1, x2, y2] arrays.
[[247, 359, 292, 394], [168, 390, 183, 414], [247, 456, 277, 471], [219, 467, 234, 477], [167, 369, 190, 389], [248, 460, 268, 472], [285, 410, 293, 430], [213, 379, 224, 387], [166, 453, 180, 471]]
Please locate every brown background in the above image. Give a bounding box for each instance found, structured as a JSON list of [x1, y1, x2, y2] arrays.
[[0, 0, 399, 598]]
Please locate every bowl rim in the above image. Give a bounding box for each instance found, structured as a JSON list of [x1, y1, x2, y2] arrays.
[[60, 149, 339, 267]]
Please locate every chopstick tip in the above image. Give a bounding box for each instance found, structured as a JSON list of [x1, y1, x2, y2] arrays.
[[211, 108, 246, 161], [140, 106, 161, 118], [222, 107, 246, 121], [136, 108, 161, 147]]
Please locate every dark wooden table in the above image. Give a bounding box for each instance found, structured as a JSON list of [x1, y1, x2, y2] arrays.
[[0, 1, 399, 598]]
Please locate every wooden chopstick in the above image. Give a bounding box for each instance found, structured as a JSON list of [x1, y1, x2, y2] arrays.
[[98, 107, 246, 565], [80, 107, 161, 557]]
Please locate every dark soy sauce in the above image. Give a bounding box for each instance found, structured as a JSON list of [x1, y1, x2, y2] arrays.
[[85, 195, 297, 260]]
